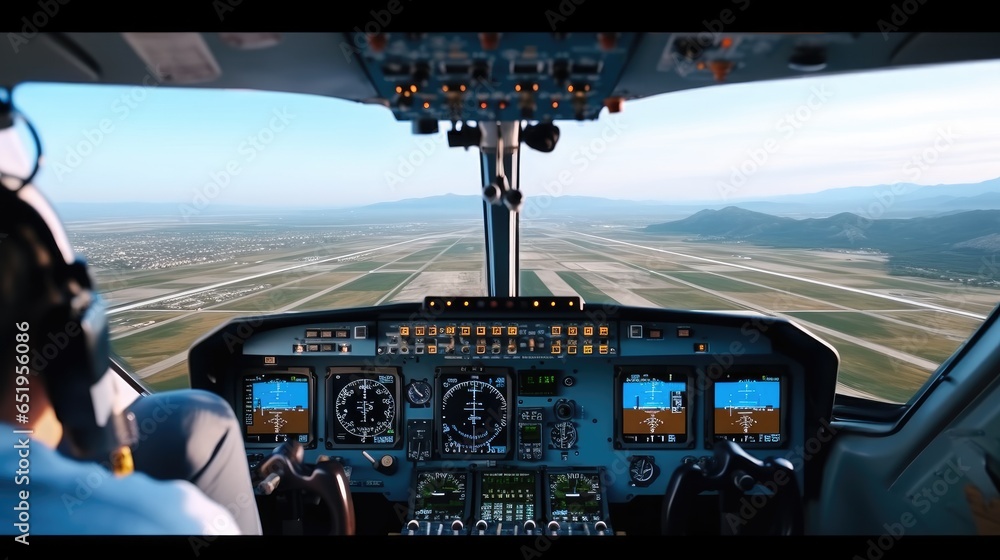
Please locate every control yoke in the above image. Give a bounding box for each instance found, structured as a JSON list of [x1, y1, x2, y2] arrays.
[[661, 439, 803, 535], [256, 441, 356, 535]]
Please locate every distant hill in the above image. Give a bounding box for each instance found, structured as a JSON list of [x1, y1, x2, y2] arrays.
[[52, 175, 1000, 222], [700, 177, 1000, 217], [646, 207, 1000, 283]]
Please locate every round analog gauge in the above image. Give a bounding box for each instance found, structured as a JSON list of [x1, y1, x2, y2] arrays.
[[334, 377, 396, 442], [406, 380, 432, 406], [548, 472, 603, 522], [628, 456, 658, 487], [414, 471, 467, 520], [439, 377, 509, 455], [550, 421, 578, 449]]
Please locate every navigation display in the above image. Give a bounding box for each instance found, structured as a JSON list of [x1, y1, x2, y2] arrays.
[[711, 372, 785, 447], [327, 368, 400, 448], [242, 371, 314, 444], [437, 367, 512, 458], [615, 367, 692, 447], [478, 471, 537, 522]]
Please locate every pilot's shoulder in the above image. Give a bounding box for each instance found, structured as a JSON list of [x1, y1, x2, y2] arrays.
[[1, 432, 241, 535]]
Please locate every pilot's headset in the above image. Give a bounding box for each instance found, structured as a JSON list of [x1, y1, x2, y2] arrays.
[[1, 182, 137, 475]]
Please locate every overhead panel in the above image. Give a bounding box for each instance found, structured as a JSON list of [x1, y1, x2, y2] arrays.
[[349, 32, 639, 123]]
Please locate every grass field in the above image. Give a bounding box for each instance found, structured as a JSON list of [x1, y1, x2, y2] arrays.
[[784, 311, 963, 363], [280, 272, 361, 290], [520, 270, 553, 296], [112, 312, 244, 372], [141, 362, 192, 392], [290, 289, 387, 310], [556, 271, 620, 306], [669, 271, 779, 293], [632, 287, 745, 311], [822, 334, 934, 404], [333, 260, 386, 271], [213, 287, 317, 311]]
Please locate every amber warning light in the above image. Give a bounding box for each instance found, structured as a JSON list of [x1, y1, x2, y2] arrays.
[[424, 296, 583, 312]]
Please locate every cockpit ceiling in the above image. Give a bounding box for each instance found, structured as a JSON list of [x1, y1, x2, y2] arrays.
[[4, 32, 1000, 124]]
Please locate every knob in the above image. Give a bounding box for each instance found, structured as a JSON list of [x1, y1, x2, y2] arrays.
[[406, 520, 420, 533], [547, 520, 560, 535], [594, 520, 608, 535], [553, 399, 575, 420], [377, 454, 398, 475], [475, 519, 488, 533], [362, 451, 398, 474], [483, 183, 502, 204], [451, 519, 464, 532], [733, 470, 756, 492], [524, 519, 537, 533], [502, 189, 524, 212]]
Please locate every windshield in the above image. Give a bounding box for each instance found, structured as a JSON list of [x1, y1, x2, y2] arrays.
[[5, 58, 1000, 404]]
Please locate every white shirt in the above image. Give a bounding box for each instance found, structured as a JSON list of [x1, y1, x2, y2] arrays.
[[1, 424, 242, 536]]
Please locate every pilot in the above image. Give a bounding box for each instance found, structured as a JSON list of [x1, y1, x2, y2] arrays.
[[0, 181, 262, 535]]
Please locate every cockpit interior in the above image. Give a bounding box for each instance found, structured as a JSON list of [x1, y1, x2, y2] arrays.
[[3, 21, 1000, 551]]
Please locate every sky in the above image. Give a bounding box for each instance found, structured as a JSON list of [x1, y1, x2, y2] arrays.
[[4, 57, 1000, 209]]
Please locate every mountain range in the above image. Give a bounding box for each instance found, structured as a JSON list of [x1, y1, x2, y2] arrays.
[[645, 206, 1000, 282], [54, 176, 1000, 222]]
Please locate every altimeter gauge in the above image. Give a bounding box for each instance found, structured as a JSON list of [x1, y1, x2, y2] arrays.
[[550, 421, 578, 449]]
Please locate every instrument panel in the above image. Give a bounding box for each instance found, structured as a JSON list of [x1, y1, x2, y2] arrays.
[[190, 297, 838, 535]]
